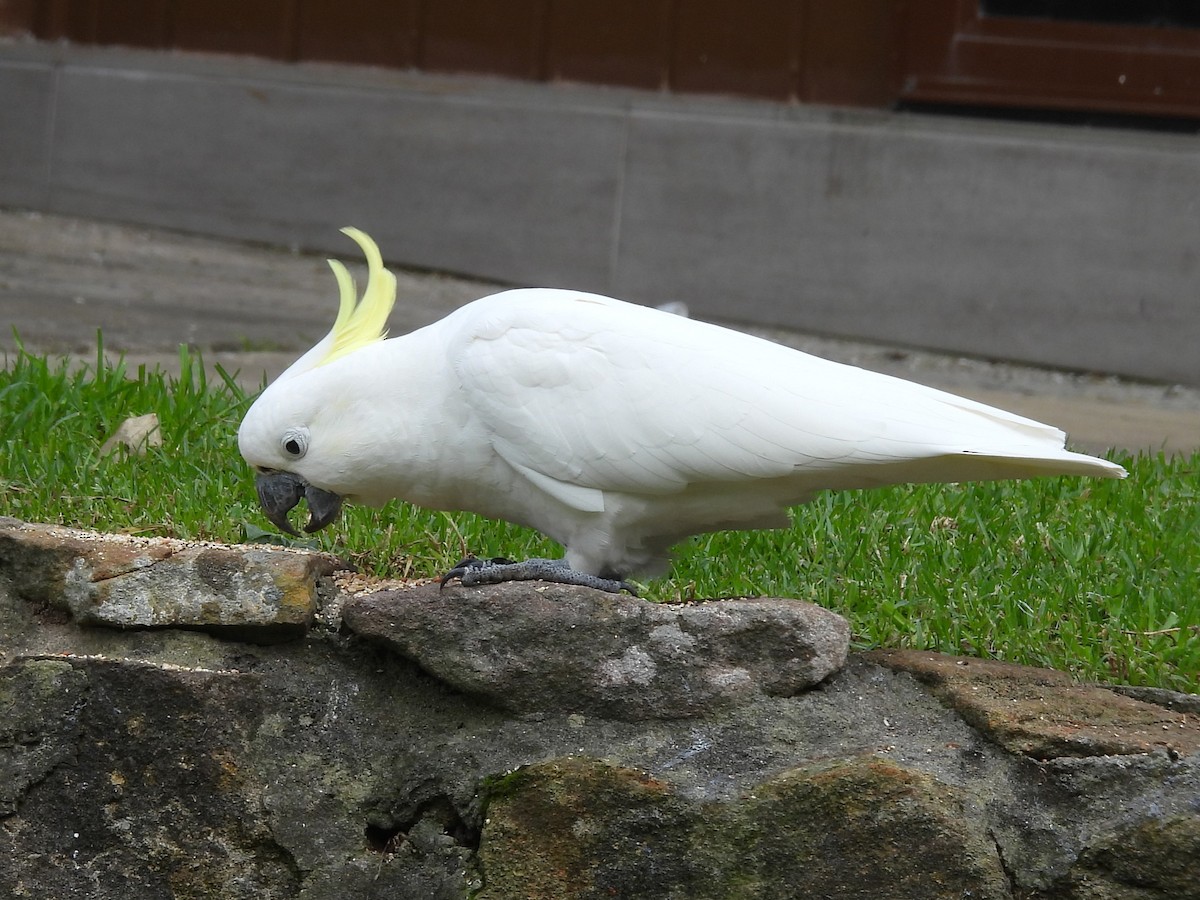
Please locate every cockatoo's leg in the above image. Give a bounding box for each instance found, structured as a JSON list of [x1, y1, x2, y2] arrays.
[[439, 556, 637, 595]]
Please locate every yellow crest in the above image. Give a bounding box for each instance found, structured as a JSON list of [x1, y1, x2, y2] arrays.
[[317, 228, 397, 368]]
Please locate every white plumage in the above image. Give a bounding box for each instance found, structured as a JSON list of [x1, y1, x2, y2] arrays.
[[238, 231, 1126, 588]]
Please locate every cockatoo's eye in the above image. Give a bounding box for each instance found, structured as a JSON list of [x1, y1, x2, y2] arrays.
[[280, 427, 310, 459]]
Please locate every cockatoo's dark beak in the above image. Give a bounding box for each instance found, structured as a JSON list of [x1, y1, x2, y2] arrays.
[[254, 471, 344, 535]]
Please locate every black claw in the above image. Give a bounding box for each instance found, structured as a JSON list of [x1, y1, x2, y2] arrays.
[[439, 556, 478, 588]]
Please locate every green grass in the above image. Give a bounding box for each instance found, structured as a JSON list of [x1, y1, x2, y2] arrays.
[[2, 342, 1197, 694]]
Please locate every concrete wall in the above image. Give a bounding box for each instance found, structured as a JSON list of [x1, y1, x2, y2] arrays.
[[2, 42, 1198, 383]]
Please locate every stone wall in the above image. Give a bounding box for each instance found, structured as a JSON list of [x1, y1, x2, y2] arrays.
[[2, 519, 1198, 898]]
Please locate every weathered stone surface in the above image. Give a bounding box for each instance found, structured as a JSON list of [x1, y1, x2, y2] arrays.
[[1065, 813, 1200, 899], [1, 654, 300, 899], [2, 523, 1200, 899], [479, 755, 1012, 900], [870, 649, 1200, 759], [0, 518, 344, 640], [341, 580, 851, 719], [1111, 683, 1200, 715], [0, 658, 88, 816]]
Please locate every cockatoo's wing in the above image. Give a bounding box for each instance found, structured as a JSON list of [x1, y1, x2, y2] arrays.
[[451, 290, 1122, 514]]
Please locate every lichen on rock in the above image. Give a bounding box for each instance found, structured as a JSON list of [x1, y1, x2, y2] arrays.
[[478, 754, 1013, 900]]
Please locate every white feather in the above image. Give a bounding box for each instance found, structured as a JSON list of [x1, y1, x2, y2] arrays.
[[239, 287, 1126, 578]]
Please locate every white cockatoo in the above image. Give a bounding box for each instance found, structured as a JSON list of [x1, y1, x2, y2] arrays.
[[238, 229, 1126, 593]]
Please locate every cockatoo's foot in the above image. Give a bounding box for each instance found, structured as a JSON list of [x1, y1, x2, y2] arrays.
[[439, 556, 638, 595]]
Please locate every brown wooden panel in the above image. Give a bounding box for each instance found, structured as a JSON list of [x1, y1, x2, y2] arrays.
[[296, 0, 419, 68], [13, 0, 914, 112], [800, 0, 900, 106], [31, 0, 167, 46], [670, 0, 802, 101], [546, 1, 672, 89], [33, 0, 96, 41], [420, 0, 551, 80], [94, 0, 169, 48], [927, 36, 1200, 117], [899, 0, 1200, 118], [0, 0, 38, 36], [171, 0, 298, 60], [897, 0, 968, 64]]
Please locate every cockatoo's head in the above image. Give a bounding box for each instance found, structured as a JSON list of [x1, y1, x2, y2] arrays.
[[238, 228, 396, 536]]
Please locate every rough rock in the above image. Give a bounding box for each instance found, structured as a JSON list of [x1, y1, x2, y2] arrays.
[[870, 649, 1200, 758], [478, 755, 1012, 900], [2, 522, 1200, 899], [0, 518, 344, 641], [1, 654, 298, 898], [341, 580, 851, 720]]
